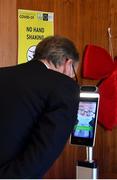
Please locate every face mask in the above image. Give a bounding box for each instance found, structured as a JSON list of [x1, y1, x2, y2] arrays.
[[78, 114, 92, 124]]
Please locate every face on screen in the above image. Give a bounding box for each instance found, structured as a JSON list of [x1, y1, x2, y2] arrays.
[[73, 101, 96, 139]]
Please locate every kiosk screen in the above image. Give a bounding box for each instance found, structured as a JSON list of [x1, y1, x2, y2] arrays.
[[70, 92, 99, 147]]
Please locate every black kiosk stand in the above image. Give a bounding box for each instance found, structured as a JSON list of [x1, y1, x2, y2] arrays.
[[70, 86, 100, 179], [76, 147, 98, 179]]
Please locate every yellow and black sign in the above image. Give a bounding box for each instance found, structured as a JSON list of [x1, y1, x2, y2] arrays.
[[18, 9, 54, 64]]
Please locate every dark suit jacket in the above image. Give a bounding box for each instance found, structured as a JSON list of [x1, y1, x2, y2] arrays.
[[0, 60, 79, 178]]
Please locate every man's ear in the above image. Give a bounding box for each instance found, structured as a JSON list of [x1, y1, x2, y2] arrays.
[[63, 59, 73, 77]]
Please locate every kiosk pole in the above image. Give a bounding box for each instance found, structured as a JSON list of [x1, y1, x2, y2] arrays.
[[86, 146, 93, 162]]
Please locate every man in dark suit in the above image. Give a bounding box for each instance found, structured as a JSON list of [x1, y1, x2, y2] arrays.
[[0, 35, 80, 178]]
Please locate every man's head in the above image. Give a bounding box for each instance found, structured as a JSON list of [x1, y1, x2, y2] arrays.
[[33, 35, 79, 79], [77, 102, 96, 124], [78, 102, 96, 118]]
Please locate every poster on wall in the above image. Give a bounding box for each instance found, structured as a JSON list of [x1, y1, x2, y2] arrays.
[[18, 9, 54, 64]]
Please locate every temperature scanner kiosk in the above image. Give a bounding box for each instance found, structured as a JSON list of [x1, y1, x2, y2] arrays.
[[70, 86, 100, 179]]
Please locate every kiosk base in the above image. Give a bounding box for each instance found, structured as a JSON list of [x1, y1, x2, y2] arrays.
[[76, 160, 98, 179]]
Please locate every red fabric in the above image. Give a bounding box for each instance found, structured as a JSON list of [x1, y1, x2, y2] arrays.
[[98, 69, 117, 130], [82, 45, 115, 80], [114, 56, 117, 68]]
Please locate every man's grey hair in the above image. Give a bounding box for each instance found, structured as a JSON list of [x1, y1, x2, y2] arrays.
[[33, 35, 79, 67]]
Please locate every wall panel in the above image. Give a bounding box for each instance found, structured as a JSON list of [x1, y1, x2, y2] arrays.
[[0, 0, 17, 66]]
